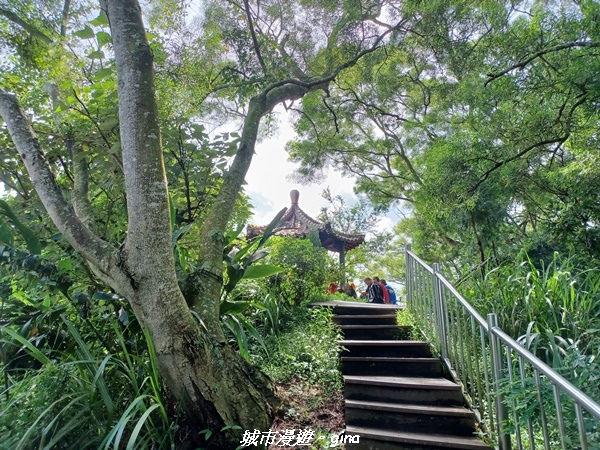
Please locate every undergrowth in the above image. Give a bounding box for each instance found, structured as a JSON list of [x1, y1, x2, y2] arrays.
[[254, 306, 343, 397]]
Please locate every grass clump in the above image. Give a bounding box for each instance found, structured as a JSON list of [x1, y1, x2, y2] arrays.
[[255, 306, 343, 396], [1, 319, 178, 450]]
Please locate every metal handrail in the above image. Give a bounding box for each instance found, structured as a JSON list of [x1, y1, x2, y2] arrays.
[[405, 244, 600, 450]]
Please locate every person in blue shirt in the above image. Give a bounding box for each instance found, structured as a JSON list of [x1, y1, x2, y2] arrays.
[[380, 279, 397, 305]]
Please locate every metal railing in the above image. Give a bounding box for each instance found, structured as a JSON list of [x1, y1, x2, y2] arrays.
[[405, 244, 600, 450]]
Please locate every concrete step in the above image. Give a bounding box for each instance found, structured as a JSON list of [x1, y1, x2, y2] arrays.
[[343, 375, 464, 406], [341, 356, 442, 377], [334, 314, 398, 326], [312, 301, 401, 316], [340, 325, 411, 340], [340, 340, 432, 358], [345, 399, 476, 436], [345, 426, 491, 450]]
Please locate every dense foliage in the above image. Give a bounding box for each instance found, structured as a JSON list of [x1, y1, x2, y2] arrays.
[[2, 0, 600, 447], [289, 0, 600, 275]]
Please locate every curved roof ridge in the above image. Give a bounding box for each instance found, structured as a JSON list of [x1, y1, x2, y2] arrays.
[[246, 190, 365, 252]]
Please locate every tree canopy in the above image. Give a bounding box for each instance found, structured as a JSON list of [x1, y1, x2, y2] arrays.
[[288, 0, 600, 274]]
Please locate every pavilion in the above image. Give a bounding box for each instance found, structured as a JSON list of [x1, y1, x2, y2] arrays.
[[247, 190, 365, 284]]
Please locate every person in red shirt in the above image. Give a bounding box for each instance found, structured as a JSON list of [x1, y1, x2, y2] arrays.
[[373, 276, 390, 303], [327, 282, 338, 294]]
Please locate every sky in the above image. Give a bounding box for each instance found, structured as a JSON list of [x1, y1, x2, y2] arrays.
[[244, 109, 399, 232], [245, 112, 350, 226]]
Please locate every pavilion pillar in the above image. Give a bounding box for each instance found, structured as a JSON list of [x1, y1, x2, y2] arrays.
[[339, 242, 346, 286]]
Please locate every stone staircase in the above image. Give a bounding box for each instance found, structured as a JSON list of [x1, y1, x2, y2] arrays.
[[319, 301, 491, 450]]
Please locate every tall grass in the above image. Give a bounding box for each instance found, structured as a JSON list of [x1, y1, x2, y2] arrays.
[[0, 317, 177, 450], [464, 251, 600, 408], [467, 252, 600, 362], [255, 306, 343, 395], [1, 283, 346, 449]]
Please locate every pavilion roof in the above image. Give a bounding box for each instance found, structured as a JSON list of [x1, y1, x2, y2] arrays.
[[246, 190, 365, 252]]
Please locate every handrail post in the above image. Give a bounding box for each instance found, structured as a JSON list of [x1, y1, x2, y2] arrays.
[[433, 263, 448, 360], [488, 313, 512, 450], [405, 244, 412, 307]]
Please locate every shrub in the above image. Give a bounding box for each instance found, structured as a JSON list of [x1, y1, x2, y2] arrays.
[[261, 237, 335, 306], [255, 306, 343, 395]]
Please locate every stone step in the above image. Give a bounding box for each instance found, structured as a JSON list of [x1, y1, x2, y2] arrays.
[[343, 375, 464, 406], [345, 426, 491, 450], [340, 340, 432, 358], [340, 325, 411, 340], [341, 356, 442, 377], [334, 314, 398, 325], [345, 399, 476, 435]]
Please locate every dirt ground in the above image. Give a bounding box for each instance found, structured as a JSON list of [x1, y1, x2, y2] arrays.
[[267, 381, 346, 450]]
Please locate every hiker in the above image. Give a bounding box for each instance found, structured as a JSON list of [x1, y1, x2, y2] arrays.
[[362, 277, 385, 303], [373, 276, 390, 303], [342, 283, 357, 298], [380, 279, 397, 305]]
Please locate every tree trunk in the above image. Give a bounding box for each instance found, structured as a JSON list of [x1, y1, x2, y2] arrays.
[[125, 284, 276, 438], [1, 0, 278, 443], [100, 0, 278, 438]]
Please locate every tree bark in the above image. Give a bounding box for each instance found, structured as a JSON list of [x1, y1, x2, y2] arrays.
[[100, 0, 278, 436], [193, 82, 326, 316], [0, 8, 53, 43]]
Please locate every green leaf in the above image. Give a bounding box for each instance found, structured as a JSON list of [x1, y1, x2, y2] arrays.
[[126, 403, 162, 449], [0, 221, 13, 247], [172, 223, 193, 246], [95, 67, 113, 80], [99, 117, 118, 131], [54, 102, 67, 113], [0, 200, 42, 254], [0, 326, 51, 365], [90, 10, 109, 26], [220, 300, 251, 316], [243, 264, 283, 279], [87, 50, 105, 60], [96, 31, 112, 48], [73, 26, 95, 39], [61, 316, 114, 414], [259, 207, 287, 248]]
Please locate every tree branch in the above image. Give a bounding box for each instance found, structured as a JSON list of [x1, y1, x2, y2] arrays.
[[485, 41, 600, 86], [0, 173, 29, 199], [469, 135, 568, 193], [60, 0, 71, 37], [0, 89, 122, 283], [242, 0, 268, 75], [0, 8, 53, 44], [192, 15, 411, 312], [71, 141, 95, 227]]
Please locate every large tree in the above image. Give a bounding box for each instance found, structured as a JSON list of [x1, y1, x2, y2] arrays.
[[0, 0, 416, 441], [288, 0, 600, 272]]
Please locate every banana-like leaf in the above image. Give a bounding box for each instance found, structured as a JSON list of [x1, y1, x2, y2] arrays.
[[258, 207, 287, 248], [220, 300, 251, 316], [243, 264, 283, 279], [0, 200, 42, 254]]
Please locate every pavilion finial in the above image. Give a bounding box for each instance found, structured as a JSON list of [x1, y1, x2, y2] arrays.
[[290, 189, 300, 205]]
